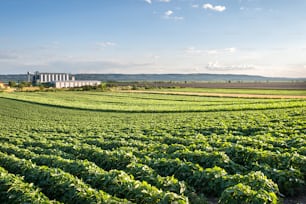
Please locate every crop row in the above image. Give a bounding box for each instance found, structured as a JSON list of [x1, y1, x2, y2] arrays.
[[0, 142, 188, 204], [1, 92, 305, 113], [0, 166, 61, 204], [0, 93, 305, 203], [0, 140, 280, 203], [0, 137, 186, 196], [9, 138, 280, 197], [0, 151, 127, 204], [1, 130, 304, 197]]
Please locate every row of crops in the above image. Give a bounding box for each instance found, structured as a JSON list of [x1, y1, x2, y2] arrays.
[[0, 92, 305, 203]]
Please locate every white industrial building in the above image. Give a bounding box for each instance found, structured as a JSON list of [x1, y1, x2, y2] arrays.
[[54, 80, 101, 88], [27, 71, 101, 88]]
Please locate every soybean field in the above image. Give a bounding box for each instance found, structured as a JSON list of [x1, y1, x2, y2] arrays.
[[0, 91, 305, 203]]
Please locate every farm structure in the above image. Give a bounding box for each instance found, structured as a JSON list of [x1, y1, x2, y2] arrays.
[[27, 71, 101, 88]]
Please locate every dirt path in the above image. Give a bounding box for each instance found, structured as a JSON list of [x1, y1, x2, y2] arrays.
[[121, 90, 306, 99]]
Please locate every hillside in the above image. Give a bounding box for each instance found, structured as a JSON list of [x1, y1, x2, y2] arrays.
[[0, 73, 305, 83]]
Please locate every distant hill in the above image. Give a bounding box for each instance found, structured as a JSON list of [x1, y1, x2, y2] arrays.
[[0, 74, 27, 83], [75, 74, 306, 82], [0, 73, 305, 83]]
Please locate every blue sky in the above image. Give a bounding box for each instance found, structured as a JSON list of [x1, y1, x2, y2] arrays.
[[0, 0, 305, 77]]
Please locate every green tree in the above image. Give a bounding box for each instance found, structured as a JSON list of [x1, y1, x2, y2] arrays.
[[100, 83, 107, 91], [8, 81, 17, 87], [17, 81, 31, 88]]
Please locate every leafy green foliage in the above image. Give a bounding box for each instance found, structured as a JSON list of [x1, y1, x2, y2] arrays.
[[219, 183, 278, 204], [0, 143, 187, 203], [0, 91, 305, 203], [0, 167, 60, 204], [0, 152, 126, 203]]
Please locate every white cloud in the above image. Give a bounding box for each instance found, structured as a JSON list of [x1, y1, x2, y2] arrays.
[[165, 10, 173, 16], [144, 0, 170, 4], [207, 50, 218, 55], [37, 41, 60, 50], [185, 47, 205, 55], [5, 54, 155, 74], [163, 10, 184, 20], [192, 4, 199, 8], [255, 7, 263, 11], [208, 47, 236, 54], [185, 47, 237, 55], [224, 47, 236, 53], [96, 42, 116, 48], [203, 3, 226, 12], [0, 52, 19, 60], [172, 16, 184, 20], [148, 54, 160, 60], [205, 61, 255, 71]]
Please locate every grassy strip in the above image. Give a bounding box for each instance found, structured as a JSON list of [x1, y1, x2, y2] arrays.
[[149, 87, 306, 96]]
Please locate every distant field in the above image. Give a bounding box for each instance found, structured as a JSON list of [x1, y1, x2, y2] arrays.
[[1, 91, 305, 111], [118, 81, 306, 90], [149, 87, 306, 96], [0, 91, 305, 203]]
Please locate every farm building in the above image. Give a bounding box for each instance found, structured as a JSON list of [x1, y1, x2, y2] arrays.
[[27, 71, 101, 88]]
